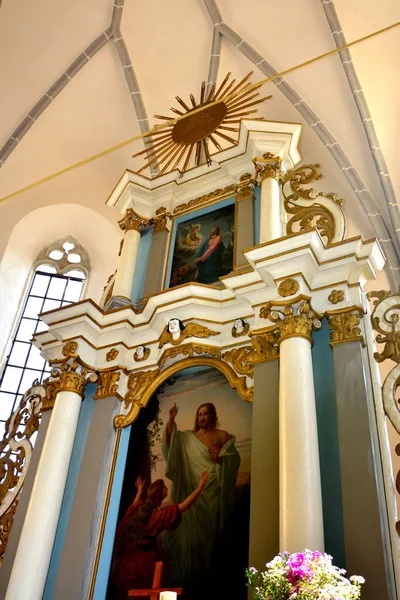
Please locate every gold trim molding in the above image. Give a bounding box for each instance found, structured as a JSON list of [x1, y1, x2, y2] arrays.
[[173, 184, 236, 215], [326, 306, 365, 347]]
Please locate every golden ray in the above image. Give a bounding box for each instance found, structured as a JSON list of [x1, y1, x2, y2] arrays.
[[208, 134, 223, 151], [214, 130, 237, 145], [133, 72, 271, 177]]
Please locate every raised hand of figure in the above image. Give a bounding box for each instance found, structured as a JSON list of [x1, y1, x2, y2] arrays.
[[135, 476, 144, 492], [198, 471, 209, 490], [169, 403, 179, 421]]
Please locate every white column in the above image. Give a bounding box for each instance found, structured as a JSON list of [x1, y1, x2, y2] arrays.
[[260, 175, 282, 243], [113, 227, 141, 301], [279, 336, 324, 552], [5, 389, 82, 600]]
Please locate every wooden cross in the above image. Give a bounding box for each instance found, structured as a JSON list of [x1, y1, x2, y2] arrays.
[[128, 561, 183, 600]]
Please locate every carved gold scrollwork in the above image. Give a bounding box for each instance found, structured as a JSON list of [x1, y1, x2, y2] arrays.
[[326, 306, 365, 347], [368, 289, 400, 434], [94, 371, 121, 400], [124, 369, 160, 409], [158, 322, 219, 349], [223, 346, 254, 377], [223, 330, 280, 377], [159, 343, 221, 369], [368, 288, 400, 534], [260, 295, 321, 344], [0, 383, 46, 563], [281, 163, 345, 245]]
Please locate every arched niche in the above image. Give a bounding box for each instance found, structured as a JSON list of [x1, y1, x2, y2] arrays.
[[115, 356, 253, 429], [107, 362, 253, 600]]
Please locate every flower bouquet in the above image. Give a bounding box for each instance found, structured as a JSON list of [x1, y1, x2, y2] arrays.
[[246, 550, 364, 599]]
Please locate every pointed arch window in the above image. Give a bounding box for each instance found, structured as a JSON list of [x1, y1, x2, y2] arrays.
[[0, 237, 90, 436]]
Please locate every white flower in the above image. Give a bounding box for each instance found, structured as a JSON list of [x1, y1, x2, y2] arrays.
[[350, 575, 365, 584]]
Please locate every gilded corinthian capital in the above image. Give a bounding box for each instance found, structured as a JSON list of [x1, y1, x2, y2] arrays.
[[326, 306, 365, 347], [49, 360, 98, 399], [260, 295, 321, 344], [252, 152, 283, 183], [118, 208, 151, 233]]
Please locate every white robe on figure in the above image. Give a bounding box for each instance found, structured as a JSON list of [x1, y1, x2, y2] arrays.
[[161, 423, 240, 583]]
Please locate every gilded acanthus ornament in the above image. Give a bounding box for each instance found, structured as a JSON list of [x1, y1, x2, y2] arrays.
[[94, 371, 121, 399], [260, 296, 321, 343], [326, 306, 364, 347], [150, 207, 171, 234], [223, 330, 280, 377], [277, 278, 299, 298], [118, 208, 151, 233], [106, 348, 119, 362], [252, 152, 283, 182], [159, 343, 221, 368], [158, 320, 219, 349], [0, 383, 46, 563], [62, 341, 78, 357], [51, 360, 98, 399], [328, 289, 345, 305], [281, 163, 345, 245], [124, 369, 160, 409], [235, 173, 254, 201]]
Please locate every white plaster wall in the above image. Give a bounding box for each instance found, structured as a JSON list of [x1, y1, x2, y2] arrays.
[[0, 203, 121, 370]]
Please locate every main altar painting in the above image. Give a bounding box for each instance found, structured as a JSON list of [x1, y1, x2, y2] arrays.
[[168, 203, 234, 288], [107, 368, 252, 600]]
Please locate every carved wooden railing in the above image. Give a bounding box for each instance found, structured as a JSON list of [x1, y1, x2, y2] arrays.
[[0, 382, 46, 564]]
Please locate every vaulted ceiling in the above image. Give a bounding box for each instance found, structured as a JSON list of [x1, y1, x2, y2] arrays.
[[0, 0, 399, 281]]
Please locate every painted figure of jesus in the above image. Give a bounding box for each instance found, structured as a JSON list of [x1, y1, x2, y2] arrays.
[[161, 402, 240, 588], [194, 227, 225, 284]]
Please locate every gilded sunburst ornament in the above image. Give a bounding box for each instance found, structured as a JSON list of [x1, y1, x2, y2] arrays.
[[133, 72, 271, 177]]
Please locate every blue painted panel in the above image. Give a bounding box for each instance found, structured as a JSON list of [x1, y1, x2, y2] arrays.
[[254, 184, 261, 246], [312, 323, 345, 568], [93, 426, 131, 600], [131, 226, 153, 303], [164, 196, 235, 288], [43, 384, 96, 600]]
